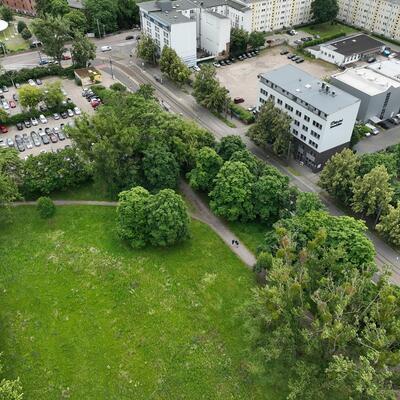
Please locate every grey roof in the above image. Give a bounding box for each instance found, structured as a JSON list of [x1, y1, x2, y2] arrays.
[[205, 9, 228, 18], [260, 64, 360, 115], [150, 10, 193, 25], [323, 34, 385, 56]]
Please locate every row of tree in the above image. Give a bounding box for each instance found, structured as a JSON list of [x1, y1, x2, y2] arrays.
[[230, 28, 266, 56], [319, 148, 400, 247], [17, 80, 64, 111]]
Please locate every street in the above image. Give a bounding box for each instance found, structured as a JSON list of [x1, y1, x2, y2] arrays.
[[1, 32, 400, 283], [355, 125, 400, 154]]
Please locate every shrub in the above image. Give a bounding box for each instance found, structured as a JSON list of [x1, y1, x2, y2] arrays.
[[17, 20, 27, 34], [299, 32, 347, 49], [110, 82, 127, 92], [36, 196, 56, 219], [229, 102, 255, 124], [21, 28, 32, 40]]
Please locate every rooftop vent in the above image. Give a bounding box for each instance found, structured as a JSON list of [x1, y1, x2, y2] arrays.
[[331, 91, 336, 96], [305, 84, 311, 89]]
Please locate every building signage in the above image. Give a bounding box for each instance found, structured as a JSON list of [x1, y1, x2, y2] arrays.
[[330, 119, 343, 128]]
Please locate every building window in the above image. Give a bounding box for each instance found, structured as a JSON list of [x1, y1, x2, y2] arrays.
[[312, 120, 322, 129], [304, 115, 310, 122], [277, 98, 283, 105], [296, 110, 301, 117], [311, 130, 320, 139], [285, 103, 293, 112], [293, 129, 298, 135], [260, 88, 268, 96], [300, 134, 306, 141], [302, 125, 308, 132], [294, 120, 300, 126]]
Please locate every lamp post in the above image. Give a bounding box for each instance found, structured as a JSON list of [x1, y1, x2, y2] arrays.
[[109, 55, 114, 79]]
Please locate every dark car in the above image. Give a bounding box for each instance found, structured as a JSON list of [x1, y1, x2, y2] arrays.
[[41, 134, 50, 144], [220, 60, 226, 66], [13, 93, 18, 101], [61, 111, 68, 119], [14, 135, 25, 152], [24, 120, 31, 128], [45, 127, 52, 135], [280, 49, 289, 55], [31, 131, 41, 147], [367, 57, 376, 63], [125, 35, 134, 40], [49, 133, 58, 143], [57, 130, 66, 140], [378, 120, 392, 129], [296, 58, 305, 64], [287, 53, 294, 59], [0, 125, 8, 134], [16, 122, 23, 131], [234, 97, 245, 104], [39, 104, 48, 112]]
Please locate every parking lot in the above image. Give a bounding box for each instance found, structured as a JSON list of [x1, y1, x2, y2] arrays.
[[0, 77, 96, 158], [215, 45, 339, 108]]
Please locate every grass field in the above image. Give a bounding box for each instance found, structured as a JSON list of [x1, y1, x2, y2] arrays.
[[227, 220, 269, 254], [0, 206, 286, 399], [1, 22, 29, 52], [301, 22, 358, 39]]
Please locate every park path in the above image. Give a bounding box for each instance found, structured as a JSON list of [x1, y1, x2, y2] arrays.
[[15, 184, 257, 269]]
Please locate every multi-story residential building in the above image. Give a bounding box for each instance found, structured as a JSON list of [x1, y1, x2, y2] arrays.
[[257, 65, 360, 171], [2, 0, 36, 15], [338, 0, 400, 41], [244, 0, 313, 32], [331, 59, 400, 122], [139, 0, 251, 66]]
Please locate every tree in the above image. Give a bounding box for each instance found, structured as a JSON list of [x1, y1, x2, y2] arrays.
[[110, 82, 126, 92], [21, 28, 32, 41], [242, 233, 400, 400], [36, 196, 56, 218], [147, 189, 190, 247], [352, 165, 394, 223], [358, 152, 397, 178], [42, 81, 64, 109], [160, 47, 191, 86], [116, 0, 139, 29], [210, 161, 255, 221], [217, 135, 246, 161], [64, 10, 87, 33], [319, 148, 360, 204], [117, 186, 151, 248], [31, 15, 71, 64], [71, 31, 96, 68], [0, 109, 9, 124], [311, 0, 339, 23], [18, 84, 43, 110], [49, 0, 70, 16], [84, 0, 118, 34], [295, 192, 325, 216], [0, 6, 13, 22], [377, 202, 400, 248], [247, 100, 292, 158], [17, 20, 27, 34], [136, 35, 157, 64], [136, 84, 155, 100], [230, 28, 248, 56], [187, 146, 223, 192], [142, 143, 179, 191], [229, 149, 264, 176], [248, 31, 265, 49]]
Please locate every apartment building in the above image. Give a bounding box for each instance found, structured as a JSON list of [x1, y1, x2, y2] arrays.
[[257, 65, 360, 171], [2, 0, 36, 15], [244, 0, 313, 32], [139, 0, 251, 66], [337, 0, 400, 41]]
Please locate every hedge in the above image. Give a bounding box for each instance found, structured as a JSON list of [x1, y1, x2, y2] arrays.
[[229, 103, 255, 124], [298, 32, 347, 49], [0, 65, 75, 88]]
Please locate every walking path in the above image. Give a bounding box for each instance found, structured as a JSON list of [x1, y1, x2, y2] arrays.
[[15, 184, 257, 269]]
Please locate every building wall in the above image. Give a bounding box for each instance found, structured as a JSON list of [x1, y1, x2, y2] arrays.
[[337, 0, 400, 41], [170, 22, 197, 66], [2, 0, 36, 14], [200, 11, 230, 55], [308, 46, 348, 66]]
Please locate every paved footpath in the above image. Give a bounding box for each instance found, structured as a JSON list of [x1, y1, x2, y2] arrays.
[[15, 185, 257, 269]]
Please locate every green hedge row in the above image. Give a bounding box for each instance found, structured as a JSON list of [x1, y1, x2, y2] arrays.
[[0, 65, 75, 87], [298, 32, 347, 49], [229, 103, 255, 124]]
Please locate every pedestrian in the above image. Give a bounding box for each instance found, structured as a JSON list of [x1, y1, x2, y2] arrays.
[[231, 239, 235, 246], [236, 240, 239, 247]]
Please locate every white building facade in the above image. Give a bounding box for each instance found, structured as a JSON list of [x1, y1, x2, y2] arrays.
[[337, 0, 400, 42], [257, 65, 360, 171]]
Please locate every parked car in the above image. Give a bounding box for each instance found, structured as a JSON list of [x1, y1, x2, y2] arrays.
[[16, 122, 23, 131], [31, 117, 38, 126], [67, 108, 74, 117], [2, 86, 8, 92], [45, 127, 51, 135], [15, 83, 20, 89], [57, 130, 66, 140], [24, 120, 31, 128], [35, 79, 43, 85], [15, 135, 25, 152], [367, 57, 376, 63], [101, 45, 112, 52], [280, 49, 289, 55], [12, 93, 18, 101], [225, 59, 232, 65], [9, 100, 16, 108], [39, 132, 50, 145], [287, 29, 297, 36], [220, 60, 226, 66], [296, 58, 305, 64], [2, 101, 9, 110], [378, 120, 392, 129], [247, 106, 256, 112], [60, 111, 68, 119], [238, 55, 243, 61], [31, 131, 41, 147], [213, 62, 221, 68], [53, 113, 60, 120], [39, 104, 48, 112], [193, 65, 201, 72], [287, 53, 294, 59], [6, 137, 14, 147], [229, 57, 236, 62], [294, 39, 303, 45], [125, 35, 134, 40], [49, 133, 58, 143], [38, 59, 49, 65], [28, 79, 36, 86], [292, 56, 300, 62], [0, 125, 8, 133], [39, 114, 47, 124], [62, 54, 71, 60], [389, 116, 400, 125], [234, 97, 245, 104], [73, 107, 81, 115], [23, 134, 33, 149]]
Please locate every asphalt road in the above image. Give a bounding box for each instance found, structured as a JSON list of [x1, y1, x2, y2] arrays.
[[355, 125, 400, 154]]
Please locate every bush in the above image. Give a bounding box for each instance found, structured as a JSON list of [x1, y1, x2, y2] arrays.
[[110, 82, 127, 92], [36, 196, 56, 219], [17, 20, 27, 34], [21, 28, 32, 41], [229, 102, 255, 124], [299, 32, 347, 49]]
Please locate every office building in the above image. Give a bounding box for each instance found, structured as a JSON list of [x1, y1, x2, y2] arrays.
[[331, 60, 400, 122], [337, 0, 400, 42], [2, 0, 36, 15], [257, 65, 360, 171]]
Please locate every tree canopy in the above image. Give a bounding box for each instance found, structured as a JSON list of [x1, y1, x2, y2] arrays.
[[160, 47, 191, 85], [136, 35, 157, 65], [311, 0, 339, 23], [71, 31, 96, 68]]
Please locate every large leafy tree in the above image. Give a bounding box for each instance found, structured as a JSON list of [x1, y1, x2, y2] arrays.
[[42, 81, 64, 109], [247, 100, 291, 158], [116, 0, 139, 29], [84, 0, 118, 34], [64, 10, 88, 33], [142, 143, 179, 191], [31, 15, 71, 64], [49, 0, 70, 16], [18, 84, 43, 110], [71, 31, 96, 68], [358, 152, 397, 178], [210, 161, 255, 221], [160, 47, 191, 86], [351, 164, 394, 223], [230, 28, 248, 56], [187, 146, 223, 192], [295, 191, 325, 216], [229, 149, 264, 176], [377, 201, 400, 247], [248, 31, 265, 49], [311, 0, 339, 23], [217, 135, 246, 161], [136, 35, 157, 65], [243, 232, 400, 400], [319, 148, 360, 204], [0, 6, 13, 22]]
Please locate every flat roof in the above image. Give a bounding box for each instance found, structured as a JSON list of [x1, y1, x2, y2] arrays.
[[332, 67, 400, 96], [368, 59, 400, 82], [323, 34, 385, 56], [151, 10, 193, 24], [140, 0, 250, 13], [260, 64, 360, 115]]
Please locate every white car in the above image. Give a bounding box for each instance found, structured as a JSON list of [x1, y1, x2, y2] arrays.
[[39, 114, 47, 124], [73, 107, 81, 115], [193, 65, 201, 72], [53, 113, 60, 120], [67, 108, 74, 117], [31, 117, 38, 126], [2, 101, 9, 110], [28, 79, 36, 86], [213, 62, 221, 68], [101, 45, 112, 52]]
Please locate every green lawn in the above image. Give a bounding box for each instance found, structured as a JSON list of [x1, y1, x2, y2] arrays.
[[50, 181, 114, 201], [1, 22, 29, 52], [227, 220, 269, 254], [0, 206, 286, 399], [301, 22, 358, 39]]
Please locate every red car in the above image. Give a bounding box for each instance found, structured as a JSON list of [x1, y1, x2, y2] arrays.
[[9, 100, 16, 108], [234, 97, 245, 104], [0, 125, 8, 133], [91, 98, 101, 108], [62, 54, 71, 60]]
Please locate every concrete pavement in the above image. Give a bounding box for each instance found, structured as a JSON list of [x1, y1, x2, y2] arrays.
[[355, 125, 400, 154]]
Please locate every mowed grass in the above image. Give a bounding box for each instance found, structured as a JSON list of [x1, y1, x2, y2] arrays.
[[301, 22, 358, 38], [0, 206, 285, 400], [227, 220, 269, 254]]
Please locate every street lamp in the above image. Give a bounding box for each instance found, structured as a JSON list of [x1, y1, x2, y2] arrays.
[[109, 55, 114, 79]]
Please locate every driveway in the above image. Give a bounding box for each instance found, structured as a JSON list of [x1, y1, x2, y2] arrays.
[[355, 125, 400, 154]]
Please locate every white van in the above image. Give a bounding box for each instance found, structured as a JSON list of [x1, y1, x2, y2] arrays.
[[100, 45, 112, 52], [366, 123, 379, 135]]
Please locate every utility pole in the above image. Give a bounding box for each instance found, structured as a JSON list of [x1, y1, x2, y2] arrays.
[[96, 19, 101, 38], [109, 55, 114, 79]]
